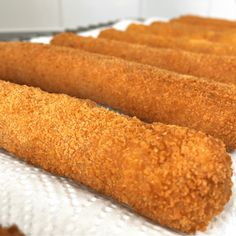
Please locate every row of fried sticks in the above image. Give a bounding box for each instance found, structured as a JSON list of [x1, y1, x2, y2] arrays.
[[0, 15, 235, 234]]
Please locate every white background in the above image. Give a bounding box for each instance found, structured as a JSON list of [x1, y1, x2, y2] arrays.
[[0, 0, 236, 32]]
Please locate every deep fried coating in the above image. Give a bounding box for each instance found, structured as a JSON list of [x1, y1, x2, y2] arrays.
[[0, 225, 24, 236], [0, 80, 232, 233], [127, 23, 236, 44], [153, 20, 236, 34], [171, 15, 236, 31], [99, 28, 236, 56], [52, 32, 236, 85], [0, 42, 236, 150], [169, 19, 236, 32]]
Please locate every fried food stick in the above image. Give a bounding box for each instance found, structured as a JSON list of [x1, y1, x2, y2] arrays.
[[127, 23, 236, 44], [0, 42, 236, 150], [169, 20, 236, 33], [0, 80, 232, 233], [52, 32, 236, 86], [99, 28, 236, 57], [171, 15, 236, 31], [154, 20, 236, 36]]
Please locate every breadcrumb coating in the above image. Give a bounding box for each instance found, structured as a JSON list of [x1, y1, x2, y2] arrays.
[[52, 32, 236, 85], [0, 225, 24, 236], [171, 15, 236, 31], [169, 20, 236, 33], [127, 23, 236, 44], [0, 80, 232, 233], [99, 28, 236, 56], [152, 21, 236, 38], [0, 42, 236, 150]]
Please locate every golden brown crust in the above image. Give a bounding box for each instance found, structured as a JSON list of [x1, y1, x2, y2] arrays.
[[0, 42, 236, 150], [153, 20, 236, 35], [0, 80, 232, 233], [171, 15, 236, 31], [127, 22, 236, 44], [52, 32, 236, 85], [0, 225, 24, 236], [99, 28, 236, 56]]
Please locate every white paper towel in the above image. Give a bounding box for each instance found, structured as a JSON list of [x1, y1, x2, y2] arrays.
[[0, 150, 235, 236]]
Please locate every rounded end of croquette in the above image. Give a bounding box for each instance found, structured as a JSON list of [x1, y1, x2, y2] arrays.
[[168, 128, 232, 233], [118, 124, 232, 233]]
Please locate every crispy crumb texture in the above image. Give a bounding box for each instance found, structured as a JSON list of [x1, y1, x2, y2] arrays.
[[126, 22, 236, 44], [52, 32, 236, 85], [0, 42, 236, 149], [100, 28, 236, 57], [171, 15, 236, 31], [0, 80, 232, 233]]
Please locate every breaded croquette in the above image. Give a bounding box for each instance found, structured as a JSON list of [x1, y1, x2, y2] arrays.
[[0, 42, 236, 150], [0, 80, 232, 233], [171, 15, 236, 31], [169, 20, 236, 33], [127, 22, 236, 44], [153, 20, 236, 35], [155, 20, 236, 39], [51, 32, 236, 85], [99, 28, 236, 56]]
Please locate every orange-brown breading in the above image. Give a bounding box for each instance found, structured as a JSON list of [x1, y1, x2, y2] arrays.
[[99, 28, 236, 56], [52, 32, 236, 86], [0, 42, 236, 150], [153, 20, 236, 35], [168, 20, 236, 34], [171, 15, 236, 31], [127, 22, 236, 44], [169, 20, 236, 33], [0, 225, 24, 236], [0, 80, 232, 233]]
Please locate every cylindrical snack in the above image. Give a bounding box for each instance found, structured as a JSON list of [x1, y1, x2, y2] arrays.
[[0, 42, 236, 150], [154, 20, 236, 35], [52, 32, 236, 85], [0, 80, 232, 233], [169, 20, 236, 32], [127, 23, 236, 44], [99, 28, 236, 56], [171, 15, 236, 31]]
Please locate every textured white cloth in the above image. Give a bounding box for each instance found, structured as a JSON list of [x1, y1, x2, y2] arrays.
[[1, 19, 236, 236]]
